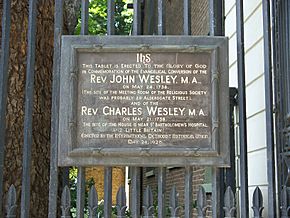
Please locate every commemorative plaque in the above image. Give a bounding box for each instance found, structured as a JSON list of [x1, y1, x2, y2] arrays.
[[58, 36, 229, 166]]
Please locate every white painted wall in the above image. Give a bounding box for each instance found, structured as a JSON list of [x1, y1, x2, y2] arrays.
[[224, 0, 268, 217]]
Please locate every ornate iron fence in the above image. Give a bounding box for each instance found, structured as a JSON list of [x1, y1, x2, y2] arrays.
[[5, 184, 269, 218], [0, 0, 287, 217]]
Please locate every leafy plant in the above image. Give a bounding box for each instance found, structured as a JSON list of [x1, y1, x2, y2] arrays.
[[69, 167, 95, 217], [75, 0, 133, 35]]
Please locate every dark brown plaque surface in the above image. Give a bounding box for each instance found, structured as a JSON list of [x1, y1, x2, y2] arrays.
[[58, 36, 229, 166], [78, 51, 211, 148]]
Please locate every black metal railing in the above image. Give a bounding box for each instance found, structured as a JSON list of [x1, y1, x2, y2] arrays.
[[4, 184, 270, 218], [273, 0, 290, 213], [0, 0, 12, 214], [0, 0, 287, 217]]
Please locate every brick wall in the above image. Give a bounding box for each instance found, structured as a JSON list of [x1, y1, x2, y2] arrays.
[[86, 167, 125, 204], [143, 167, 212, 217]]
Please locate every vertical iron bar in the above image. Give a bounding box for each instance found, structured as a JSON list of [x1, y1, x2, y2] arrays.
[[276, 1, 285, 192], [107, 0, 115, 35], [157, 168, 166, 218], [130, 167, 141, 217], [236, 0, 249, 217], [183, 0, 191, 35], [81, 0, 89, 36], [283, 1, 290, 112], [279, 0, 286, 125], [197, 186, 207, 218], [219, 170, 226, 217], [48, 0, 63, 217], [223, 186, 236, 218], [131, 1, 141, 216], [6, 185, 17, 218], [61, 186, 71, 218], [104, 3, 115, 217], [281, 0, 287, 141], [209, 0, 215, 34], [226, 88, 238, 190], [209, 1, 224, 217], [184, 166, 193, 218], [262, 0, 277, 217], [145, 0, 155, 35], [275, 0, 283, 190], [209, 0, 224, 36], [62, 168, 70, 187], [157, 2, 166, 217], [0, 0, 11, 214], [271, 0, 283, 214], [287, 1, 290, 112], [77, 1, 89, 218], [212, 169, 220, 218], [104, 167, 112, 218], [81, 0, 89, 35], [157, 0, 165, 35], [133, 0, 142, 35], [76, 168, 85, 218], [20, 0, 38, 217], [252, 187, 264, 218]]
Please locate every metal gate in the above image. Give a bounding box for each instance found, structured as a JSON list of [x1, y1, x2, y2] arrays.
[[0, 0, 288, 217], [273, 0, 290, 217]]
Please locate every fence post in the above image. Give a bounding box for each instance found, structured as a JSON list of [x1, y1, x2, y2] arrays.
[[116, 186, 127, 218], [48, 0, 63, 217], [61, 186, 71, 218], [88, 186, 98, 218], [142, 186, 154, 218], [20, 1, 38, 217], [184, 166, 193, 218], [223, 186, 236, 218], [5, 185, 17, 218], [0, 0, 12, 213], [169, 186, 181, 218], [280, 186, 290, 218], [197, 186, 207, 218], [236, 0, 250, 216], [252, 187, 264, 218]]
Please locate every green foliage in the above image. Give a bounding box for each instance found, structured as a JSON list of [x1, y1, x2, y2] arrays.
[[69, 167, 132, 217], [75, 0, 133, 35], [69, 167, 95, 217], [69, 167, 78, 214], [96, 201, 131, 217]]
